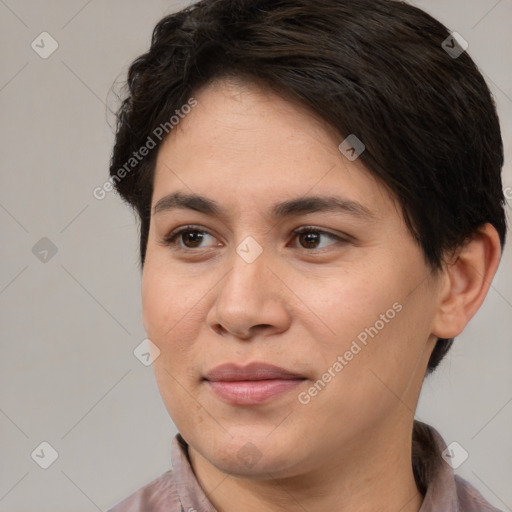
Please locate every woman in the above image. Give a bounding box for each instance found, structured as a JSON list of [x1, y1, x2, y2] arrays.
[[107, 0, 507, 510]]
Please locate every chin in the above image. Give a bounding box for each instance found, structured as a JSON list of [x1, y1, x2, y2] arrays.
[[198, 433, 303, 478]]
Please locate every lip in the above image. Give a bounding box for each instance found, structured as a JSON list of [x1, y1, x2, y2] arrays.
[[204, 362, 306, 405], [204, 362, 304, 381]]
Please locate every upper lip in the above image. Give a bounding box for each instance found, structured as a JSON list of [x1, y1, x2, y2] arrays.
[[204, 362, 305, 382]]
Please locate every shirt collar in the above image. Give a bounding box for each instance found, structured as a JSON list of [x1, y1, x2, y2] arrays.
[[414, 420, 459, 512], [171, 434, 218, 512]]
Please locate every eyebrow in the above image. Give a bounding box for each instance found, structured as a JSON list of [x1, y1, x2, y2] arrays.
[[153, 191, 375, 220]]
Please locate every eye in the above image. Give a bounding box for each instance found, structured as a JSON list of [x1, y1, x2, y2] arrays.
[[290, 226, 347, 250], [160, 225, 349, 252], [160, 225, 220, 250]]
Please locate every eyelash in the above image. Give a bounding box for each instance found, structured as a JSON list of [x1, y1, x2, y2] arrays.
[[160, 225, 350, 252]]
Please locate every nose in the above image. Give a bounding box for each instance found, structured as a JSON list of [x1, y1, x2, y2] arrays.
[[206, 241, 291, 340]]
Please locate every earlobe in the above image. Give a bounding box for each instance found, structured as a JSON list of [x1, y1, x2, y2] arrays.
[[431, 223, 502, 339]]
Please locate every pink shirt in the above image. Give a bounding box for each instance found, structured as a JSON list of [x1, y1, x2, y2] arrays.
[[107, 421, 503, 512]]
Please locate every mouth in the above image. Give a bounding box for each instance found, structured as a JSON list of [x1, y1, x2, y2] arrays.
[[203, 362, 306, 405]]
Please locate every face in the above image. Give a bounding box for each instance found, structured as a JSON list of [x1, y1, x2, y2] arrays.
[[142, 78, 442, 479]]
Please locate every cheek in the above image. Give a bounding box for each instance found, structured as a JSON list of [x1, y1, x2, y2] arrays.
[[315, 266, 401, 342], [141, 263, 208, 427], [142, 258, 194, 336], [311, 258, 435, 380], [141, 263, 193, 363]]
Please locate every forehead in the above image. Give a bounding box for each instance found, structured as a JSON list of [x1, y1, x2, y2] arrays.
[[160, 78, 342, 160], [152, 78, 396, 221]]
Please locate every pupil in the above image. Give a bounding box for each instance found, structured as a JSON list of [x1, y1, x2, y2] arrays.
[[185, 231, 202, 246], [301, 232, 318, 248]]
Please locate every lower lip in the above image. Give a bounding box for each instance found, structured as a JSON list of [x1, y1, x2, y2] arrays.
[[206, 379, 305, 405]]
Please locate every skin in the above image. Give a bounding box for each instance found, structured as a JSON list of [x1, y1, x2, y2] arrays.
[[141, 77, 501, 512]]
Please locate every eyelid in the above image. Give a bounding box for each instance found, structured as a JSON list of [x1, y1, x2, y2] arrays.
[[292, 225, 350, 240], [159, 224, 219, 248], [290, 226, 352, 250]]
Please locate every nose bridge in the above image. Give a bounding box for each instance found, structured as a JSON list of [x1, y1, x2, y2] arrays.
[[209, 234, 288, 337], [224, 235, 270, 303]]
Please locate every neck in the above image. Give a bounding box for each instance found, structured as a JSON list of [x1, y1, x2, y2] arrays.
[[188, 415, 424, 512]]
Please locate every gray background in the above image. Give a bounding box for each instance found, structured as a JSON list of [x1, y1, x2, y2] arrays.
[[0, 1, 511, 511]]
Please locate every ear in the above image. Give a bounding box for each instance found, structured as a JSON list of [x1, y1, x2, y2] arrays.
[[431, 223, 502, 339]]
